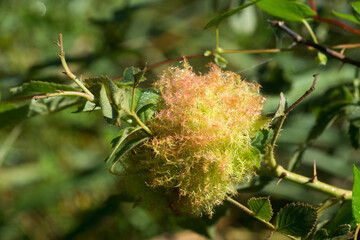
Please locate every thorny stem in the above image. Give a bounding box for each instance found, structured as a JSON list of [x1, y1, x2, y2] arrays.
[[265, 74, 353, 200], [33, 91, 94, 102], [56, 34, 95, 101]]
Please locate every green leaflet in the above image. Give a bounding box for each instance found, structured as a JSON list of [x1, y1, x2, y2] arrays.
[[333, 11, 360, 25], [253, 0, 316, 22]]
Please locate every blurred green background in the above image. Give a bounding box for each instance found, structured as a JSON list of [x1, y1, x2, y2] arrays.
[[0, 0, 359, 239]]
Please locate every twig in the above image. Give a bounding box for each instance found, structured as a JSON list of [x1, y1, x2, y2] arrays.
[[56, 34, 95, 100], [33, 91, 94, 102], [355, 224, 360, 240], [310, 0, 360, 35], [284, 74, 318, 115], [268, 20, 360, 67]]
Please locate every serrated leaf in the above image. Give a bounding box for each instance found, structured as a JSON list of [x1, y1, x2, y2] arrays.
[[251, 129, 273, 154], [352, 165, 360, 222], [204, 1, 259, 29], [106, 126, 143, 164], [253, 0, 316, 22], [351, 1, 360, 15], [333, 11, 360, 25], [276, 203, 318, 237], [110, 137, 149, 173], [248, 197, 273, 222], [10, 81, 77, 95]]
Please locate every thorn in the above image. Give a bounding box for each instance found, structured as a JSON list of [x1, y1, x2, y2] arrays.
[[275, 172, 287, 188], [309, 160, 318, 182]]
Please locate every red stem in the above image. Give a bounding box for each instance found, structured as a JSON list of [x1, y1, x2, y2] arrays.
[[310, 0, 360, 35], [313, 15, 360, 35], [309, 0, 317, 12]]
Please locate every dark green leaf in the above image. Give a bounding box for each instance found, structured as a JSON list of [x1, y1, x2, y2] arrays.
[[10, 81, 77, 94], [333, 11, 360, 25], [345, 105, 360, 127], [204, 1, 259, 29], [105, 126, 143, 164], [0, 104, 29, 128], [352, 165, 360, 222], [276, 203, 318, 237], [251, 129, 273, 153], [348, 123, 360, 149], [247, 197, 273, 222], [137, 104, 157, 123], [330, 224, 352, 239], [110, 137, 149, 173], [254, 0, 316, 22], [351, 1, 360, 15], [312, 229, 329, 240]]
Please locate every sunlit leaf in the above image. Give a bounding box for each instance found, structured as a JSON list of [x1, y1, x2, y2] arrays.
[[247, 197, 273, 222], [351, 1, 360, 15], [204, 1, 259, 29], [333, 11, 360, 25], [253, 0, 316, 22]]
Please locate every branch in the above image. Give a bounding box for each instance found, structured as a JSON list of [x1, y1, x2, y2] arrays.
[[268, 20, 360, 67], [284, 74, 318, 115], [56, 34, 95, 100], [33, 91, 94, 102]]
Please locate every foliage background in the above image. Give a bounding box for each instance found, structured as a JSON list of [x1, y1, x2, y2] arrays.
[[0, 0, 359, 239]]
